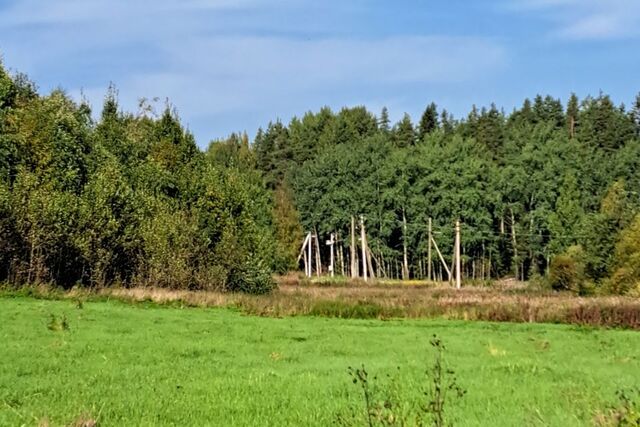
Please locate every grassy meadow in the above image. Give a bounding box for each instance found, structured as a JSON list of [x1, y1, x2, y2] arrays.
[[1, 295, 639, 426]]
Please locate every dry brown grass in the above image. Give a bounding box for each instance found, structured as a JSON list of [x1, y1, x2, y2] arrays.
[[88, 279, 640, 329], [5, 278, 640, 328]]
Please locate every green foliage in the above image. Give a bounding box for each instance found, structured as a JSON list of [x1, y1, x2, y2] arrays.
[[1, 53, 639, 292], [605, 215, 640, 295], [252, 91, 640, 288], [548, 246, 586, 293], [0, 66, 282, 293]]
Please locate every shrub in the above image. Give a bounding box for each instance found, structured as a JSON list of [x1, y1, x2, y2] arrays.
[[549, 255, 578, 291], [226, 258, 275, 295], [549, 246, 588, 294]]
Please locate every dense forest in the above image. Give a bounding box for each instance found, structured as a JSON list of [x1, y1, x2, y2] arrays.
[[0, 58, 639, 294], [252, 94, 640, 294], [0, 61, 292, 294]]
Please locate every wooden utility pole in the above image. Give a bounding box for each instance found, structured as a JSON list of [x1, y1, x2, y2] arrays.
[[402, 207, 409, 280], [427, 217, 433, 281], [307, 232, 312, 277], [365, 237, 375, 280], [302, 245, 309, 277], [297, 233, 312, 277], [326, 233, 335, 277], [350, 216, 357, 278], [360, 216, 368, 281], [431, 235, 451, 282], [455, 220, 461, 289], [510, 209, 518, 281], [337, 233, 345, 276], [313, 228, 321, 277]]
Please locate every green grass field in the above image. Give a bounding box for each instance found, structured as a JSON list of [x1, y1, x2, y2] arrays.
[[1, 296, 639, 426]]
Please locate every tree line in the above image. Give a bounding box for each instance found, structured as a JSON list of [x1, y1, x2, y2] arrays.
[[254, 95, 640, 294], [0, 61, 302, 293], [1, 54, 639, 294]]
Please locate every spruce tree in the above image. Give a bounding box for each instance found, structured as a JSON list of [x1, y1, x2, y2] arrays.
[[440, 109, 454, 136], [391, 113, 416, 148], [379, 106, 390, 134], [418, 102, 438, 142], [566, 93, 579, 139], [632, 92, 640, 136]]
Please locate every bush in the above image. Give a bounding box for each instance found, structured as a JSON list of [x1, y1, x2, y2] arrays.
[[549, 246, 588, 294], [226, 258, 275, 294], [549, 255, 578, 291]]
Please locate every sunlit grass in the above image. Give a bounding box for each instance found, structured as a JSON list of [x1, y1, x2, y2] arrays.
[[1, 296, 639, 426]]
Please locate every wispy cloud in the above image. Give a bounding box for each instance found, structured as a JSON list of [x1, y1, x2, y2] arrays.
[[510, 0, 640, 40], [74, 35, 505, 130], [0, 0, 507, 143]]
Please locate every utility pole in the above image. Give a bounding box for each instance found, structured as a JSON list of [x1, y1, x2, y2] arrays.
[[510, 209, 518, 281], [455, 220, 461, 289], [307, 232, 312, 277], [326, 233, 335, 277], [350, 216, 357, 278], [298, 232, 314, 278], [402, 207, 409, 280], [431, 234, 451, 282], [314, 228, 321, 277], [427, 217, 432, 281], [360, 216, 368, 281]]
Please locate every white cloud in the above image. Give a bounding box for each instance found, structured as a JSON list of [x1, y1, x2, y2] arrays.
[[0, 0, 274, 26], [510, 0, 640, 40], [73, 35, 505, 119], [0, 0, 507, 143]]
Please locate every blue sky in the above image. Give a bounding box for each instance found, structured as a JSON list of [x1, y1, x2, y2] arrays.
[[0, 0, 639, 147]]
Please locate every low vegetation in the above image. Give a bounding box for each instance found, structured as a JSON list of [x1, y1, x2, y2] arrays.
[[4, 279, 640, 329], [1, 296, 638, 426], [338, 336, 465, 426]]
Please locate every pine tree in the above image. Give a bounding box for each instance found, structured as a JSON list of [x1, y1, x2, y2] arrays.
[[566, 93, 579, 139], [440, 109, 454, 136], [392, 113, 416, 148], [476, 104, 504, 154], [379, 106, 390, 134], [632, 92, 640, 136], [418, 102, 438, 142]]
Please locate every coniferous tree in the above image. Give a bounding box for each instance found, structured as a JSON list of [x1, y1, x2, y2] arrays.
[[379, 106, 390, 134], [632, 92, 640, 136], [566, 93, 579, 139], [418, 102, 439, 142], [391, 113, 416, 148]]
